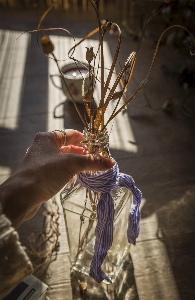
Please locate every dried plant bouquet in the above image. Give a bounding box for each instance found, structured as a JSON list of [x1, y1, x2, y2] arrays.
[[27, 0, 195, 286]]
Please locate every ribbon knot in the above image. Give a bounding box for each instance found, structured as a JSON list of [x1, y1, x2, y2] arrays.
[[78, 162, 119, 193], [78, 162, 142, 283]]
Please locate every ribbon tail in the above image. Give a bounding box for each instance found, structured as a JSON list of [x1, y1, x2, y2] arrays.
[[89, 193, 114, 283], [89, 260, 112, 283], [118, 174, 142, 245], [127, 186, 142, 244]]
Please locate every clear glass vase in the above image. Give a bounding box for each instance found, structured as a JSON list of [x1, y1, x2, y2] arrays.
[[60, 173, 132, 284]]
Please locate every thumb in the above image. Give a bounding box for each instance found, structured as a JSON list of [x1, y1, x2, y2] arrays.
[[64, 154, 115, 174]]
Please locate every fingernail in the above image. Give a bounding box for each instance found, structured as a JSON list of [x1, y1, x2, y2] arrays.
[[105, 158, 115, 167]]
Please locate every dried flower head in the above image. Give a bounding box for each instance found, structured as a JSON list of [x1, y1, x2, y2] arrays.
[[86, 47, 94, 63], [41, 36, 54, 54]]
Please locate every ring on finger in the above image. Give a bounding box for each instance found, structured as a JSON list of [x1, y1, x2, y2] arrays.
[[53, 129, 66, 146]]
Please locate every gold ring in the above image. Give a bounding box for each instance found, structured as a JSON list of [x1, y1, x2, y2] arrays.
[[53, 130, 66, 146]]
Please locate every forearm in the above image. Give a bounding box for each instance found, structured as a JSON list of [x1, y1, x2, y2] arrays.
[[0, 169, 39, 228]]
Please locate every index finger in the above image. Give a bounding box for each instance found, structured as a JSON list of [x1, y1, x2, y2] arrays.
[[65, 129, 83, 146], [52, 129, 83, 148]]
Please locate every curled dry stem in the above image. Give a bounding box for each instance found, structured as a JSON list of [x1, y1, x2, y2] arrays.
[[105, 25, 195, 127]]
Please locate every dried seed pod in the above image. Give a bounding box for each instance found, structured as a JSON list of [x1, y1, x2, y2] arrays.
[[85, 104, 91, 118], [102, 150, 109, 157], [41, 36, 54, 54], [112, 90, 123, 100], [79, 281, 87, 293], [94, 108, 103, 130], [86, 47, 94, 63]]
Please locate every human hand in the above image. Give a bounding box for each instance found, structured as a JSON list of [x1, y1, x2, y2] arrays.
[[0, 130, 114, 228]]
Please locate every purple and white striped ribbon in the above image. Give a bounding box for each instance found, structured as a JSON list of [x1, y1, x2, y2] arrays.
[[78, 162, 142, 283]]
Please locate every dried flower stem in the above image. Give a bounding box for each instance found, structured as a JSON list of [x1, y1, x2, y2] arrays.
[[105, 25, 195, 126], [35, 0, 195, 142]]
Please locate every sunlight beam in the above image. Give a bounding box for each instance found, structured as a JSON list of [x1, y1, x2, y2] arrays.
[[0, 29, 30, 129]]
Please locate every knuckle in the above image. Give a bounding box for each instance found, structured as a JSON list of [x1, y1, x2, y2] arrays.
[[34, 132, 44, 141], [34, 131, 51, 141]]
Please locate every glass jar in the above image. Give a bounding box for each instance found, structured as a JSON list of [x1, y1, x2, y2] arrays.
[[60, 128, 141, 284], [60, 173, 132, 284]]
